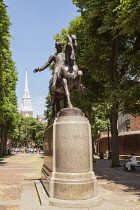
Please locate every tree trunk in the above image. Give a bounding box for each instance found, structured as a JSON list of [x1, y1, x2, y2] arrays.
[[110, 104, 120, 167], [3, 128, 8, 154], [0, 124, 5, 156]]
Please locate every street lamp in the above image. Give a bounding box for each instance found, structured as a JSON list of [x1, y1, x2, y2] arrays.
[[106, 119, 111, 159]]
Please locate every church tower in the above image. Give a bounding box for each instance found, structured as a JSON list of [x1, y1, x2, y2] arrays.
[[21, 67, 33, 118]]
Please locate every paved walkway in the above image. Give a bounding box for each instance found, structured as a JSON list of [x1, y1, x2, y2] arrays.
[[0, 153, 140, 210]]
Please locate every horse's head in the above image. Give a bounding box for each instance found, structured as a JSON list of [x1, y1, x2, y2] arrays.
[[65, 34, 77, 67], [71, 34, 77, 49]]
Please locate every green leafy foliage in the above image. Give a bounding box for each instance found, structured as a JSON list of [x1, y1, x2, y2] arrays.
[[71, 0, 140, 167], [11, 115, 45, 147], [0, 1, 18, 156], [44, 0, 140, 166], [44, 94, 52, 123]]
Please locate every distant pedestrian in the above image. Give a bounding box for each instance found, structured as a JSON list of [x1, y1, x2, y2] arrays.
[[30, 148, 33, 153], [125, 153, 137, 171]]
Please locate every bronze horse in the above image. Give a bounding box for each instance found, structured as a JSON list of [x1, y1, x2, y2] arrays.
[[50, 34, 84, 116]]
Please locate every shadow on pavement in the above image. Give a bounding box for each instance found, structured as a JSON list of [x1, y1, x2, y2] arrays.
[[0, 157, 7, 166], [93, 158, 140, 197], [0, 154, 15, 166], [0, 161, 7, 166]]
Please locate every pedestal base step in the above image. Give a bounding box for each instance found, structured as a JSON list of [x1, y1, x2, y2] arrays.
[[35, 180, 106, 208]]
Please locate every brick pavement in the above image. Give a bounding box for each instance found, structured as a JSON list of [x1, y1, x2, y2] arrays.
[[0, 153, 44, 210], [0, 153, 140, 209]]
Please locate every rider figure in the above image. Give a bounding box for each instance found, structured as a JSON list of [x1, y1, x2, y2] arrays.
[[33, 42, 65, 91]]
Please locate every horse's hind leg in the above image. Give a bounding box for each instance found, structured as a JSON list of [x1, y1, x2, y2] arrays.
[[62, 78, 73, 108], [56, 97, 61, 114], [64, 95, 67, 108], [76, 71, 83, 91]]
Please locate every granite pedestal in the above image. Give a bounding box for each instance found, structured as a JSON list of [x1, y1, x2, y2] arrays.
[[40, 108, 100, 207]]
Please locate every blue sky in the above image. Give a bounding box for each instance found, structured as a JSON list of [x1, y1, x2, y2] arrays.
[[4, 0, 78, 118]]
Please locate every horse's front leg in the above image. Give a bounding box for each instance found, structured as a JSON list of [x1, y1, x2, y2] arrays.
[[62, 78, 73, 108], [75, 70, 86, 92]]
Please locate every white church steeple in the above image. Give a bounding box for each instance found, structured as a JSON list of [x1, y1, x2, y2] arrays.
[[21, 67, 33, 117], [25, 68, 29, 92]]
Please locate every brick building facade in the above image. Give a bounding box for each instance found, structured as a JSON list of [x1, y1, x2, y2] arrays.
[[96, 113, 140, 156], [96, 131, 140, 156], [37, 115, 48, 126], [118, 113, 140, 132], [21, 111, 33, 118], [130, 115, 140, 131]]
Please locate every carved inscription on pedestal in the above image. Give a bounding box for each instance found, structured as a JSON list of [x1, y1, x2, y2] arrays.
[[59, 134, 88, 140]]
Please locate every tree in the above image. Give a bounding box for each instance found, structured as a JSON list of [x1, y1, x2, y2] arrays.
[[11, 116, 45, 148], [72, 0, 140, 166], [44, 0, 140, 167], [44, 95, 53, 123], [54, 21, 106, 119], [0, 1, 18, 156], [53, 18, 109, 145], [9, 112, 24, 147]]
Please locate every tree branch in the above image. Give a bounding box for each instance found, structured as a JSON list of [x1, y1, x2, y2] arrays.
[[120, 33, 140, 77], [112, 33, 119, 80]]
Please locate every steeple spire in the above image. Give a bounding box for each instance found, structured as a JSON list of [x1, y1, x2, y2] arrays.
[[24, 66, 29, 91], [21, 67, 33, 118]]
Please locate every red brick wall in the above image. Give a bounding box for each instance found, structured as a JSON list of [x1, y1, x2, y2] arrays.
[[37, 115, 45, 122], [119, 134, 140, 155], [97, 134, 140, 155], [21, 111, 33, 118], [130, 116, 140, 131]]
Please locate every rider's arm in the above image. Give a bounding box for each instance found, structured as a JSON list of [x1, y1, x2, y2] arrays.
[[38, 55, 55, 71]]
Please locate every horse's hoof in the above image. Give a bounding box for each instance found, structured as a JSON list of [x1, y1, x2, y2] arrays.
[[67, 104, 73, 108]]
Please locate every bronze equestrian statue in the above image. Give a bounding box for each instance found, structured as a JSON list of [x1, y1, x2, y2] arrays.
[[33, 34, 84, 116]]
